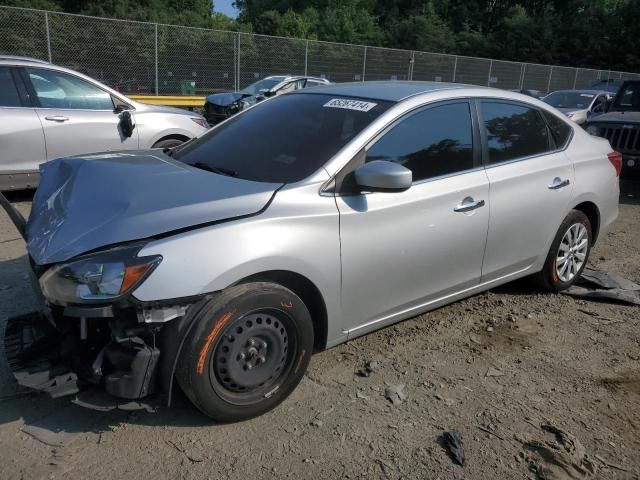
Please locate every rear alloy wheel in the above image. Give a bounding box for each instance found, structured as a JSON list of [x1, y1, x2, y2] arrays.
[[176, 282, 313, 422], [536, 209, 592, 291]]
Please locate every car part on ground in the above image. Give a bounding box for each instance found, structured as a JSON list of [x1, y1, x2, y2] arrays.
[[584, 80, 640, 178], [0, 57, 209, 191], [562, 267, 640, 305], [203, 75, 331, 125], [0, 81, 620, 422]]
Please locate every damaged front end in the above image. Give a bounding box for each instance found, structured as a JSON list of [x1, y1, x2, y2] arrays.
[[5, 245, 194, 402]]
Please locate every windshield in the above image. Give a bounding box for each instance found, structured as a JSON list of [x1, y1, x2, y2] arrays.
[[611, 83, 640, 110], [543, 91, 594, 109], [241, 78, 283, 95], [173, 93, 393, 183]]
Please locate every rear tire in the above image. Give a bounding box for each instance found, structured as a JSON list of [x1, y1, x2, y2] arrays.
[[536, 209, 592, 292], [176, 282, 313, 422]]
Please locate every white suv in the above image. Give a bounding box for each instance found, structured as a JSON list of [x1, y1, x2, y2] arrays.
[[0, 56, 209, 190]]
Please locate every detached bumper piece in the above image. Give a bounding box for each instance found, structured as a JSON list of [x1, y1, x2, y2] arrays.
[[5, 309, 162, 401]]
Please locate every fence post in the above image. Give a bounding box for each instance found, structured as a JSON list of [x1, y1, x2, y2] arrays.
[[572, 68, 578, 89], [487, 59, 493, 86], [44, 11, 52, 62], [154, 23, 159, 95], [236, 33, 241, 92], [304, 40, 309, 76], [409, 51, 415, 80], [452, 55, 458, 82], [362, 46, 367, 82], [546, 66, 553, 93]]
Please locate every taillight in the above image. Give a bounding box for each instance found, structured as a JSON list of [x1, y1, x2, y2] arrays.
[[607, 151, 622, 177]]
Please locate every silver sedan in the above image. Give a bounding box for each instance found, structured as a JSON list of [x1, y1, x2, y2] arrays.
[[1, 81, 620, 421]]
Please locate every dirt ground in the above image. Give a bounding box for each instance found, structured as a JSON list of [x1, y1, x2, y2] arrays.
[[0, 182, 639, 480]]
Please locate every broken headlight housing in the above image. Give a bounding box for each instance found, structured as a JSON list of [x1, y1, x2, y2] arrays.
[[39, 245, 162, 305]]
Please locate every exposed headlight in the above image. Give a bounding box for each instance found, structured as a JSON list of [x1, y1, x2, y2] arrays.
[[190, 117, 210, 128], [40, 245, 161, 305], [585, 125, 601, 136], [240, 97, 257, 109]]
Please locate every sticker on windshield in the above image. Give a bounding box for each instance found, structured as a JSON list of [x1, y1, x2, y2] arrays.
[[580, 94, 595, 98], [323, 98, 378, 112]]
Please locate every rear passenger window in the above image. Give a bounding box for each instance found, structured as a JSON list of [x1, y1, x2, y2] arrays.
[[541, 110, 572, 148], [365, 102, 474, 182], [0, 67, 22, 107], [481, 102, 551, 164]]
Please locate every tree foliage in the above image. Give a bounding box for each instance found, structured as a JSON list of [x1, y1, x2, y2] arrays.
[[3, 0, 639, 71]]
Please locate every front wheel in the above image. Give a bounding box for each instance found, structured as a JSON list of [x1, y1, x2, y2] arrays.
[[176, 282, 314, 422], [536, 209, 592, 291]]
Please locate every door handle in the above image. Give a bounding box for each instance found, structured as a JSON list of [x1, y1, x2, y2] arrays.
[[548, 178, 570, 190], [44, 115, 69, 122], [454, 197, 485, 213]]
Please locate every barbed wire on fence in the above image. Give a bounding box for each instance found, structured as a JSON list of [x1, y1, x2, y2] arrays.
[[1, 4, 638, 95]]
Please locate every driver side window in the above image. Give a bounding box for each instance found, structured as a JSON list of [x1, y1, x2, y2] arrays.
[[27, 68, 114, 110], [365, 102, 474, 182]]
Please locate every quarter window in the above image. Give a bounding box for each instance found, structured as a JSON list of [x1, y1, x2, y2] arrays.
[[0, 67, 22, 107], [27, 68, 113, 110], [481, 102, 551, 164], [541, 110, 572, 148], [365, 102, 474, 182]]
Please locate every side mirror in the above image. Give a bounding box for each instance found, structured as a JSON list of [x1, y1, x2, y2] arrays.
[[119, 110, 135, 138], [354, 160, 412, 192]]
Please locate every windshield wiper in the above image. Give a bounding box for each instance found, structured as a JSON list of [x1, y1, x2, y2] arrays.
[[192, 162, 238, 177]]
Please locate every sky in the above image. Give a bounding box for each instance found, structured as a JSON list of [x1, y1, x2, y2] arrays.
[[215, 0, 239, 18]]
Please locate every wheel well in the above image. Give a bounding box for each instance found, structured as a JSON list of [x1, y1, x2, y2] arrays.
[[236, 271, 328, 352], [573, 201, 601, 243], [152, 134, 190, 147]]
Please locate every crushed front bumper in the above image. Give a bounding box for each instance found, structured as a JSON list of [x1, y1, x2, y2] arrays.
[[5, 263, 196, 402]]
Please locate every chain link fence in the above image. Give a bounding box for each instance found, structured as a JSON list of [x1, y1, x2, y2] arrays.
[[1, 5, 639, 96]]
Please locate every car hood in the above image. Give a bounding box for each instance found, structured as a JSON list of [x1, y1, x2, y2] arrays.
[[557, 108, 587, 115], [26, 152, 281, 265], [589, 111, 640, 123], [205, 92, 253, 107]]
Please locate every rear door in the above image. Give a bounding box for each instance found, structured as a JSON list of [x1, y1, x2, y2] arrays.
[[337, 101, 490, 336], [478, 100, 575, 282], [0, 66, 46, 175], [22, 67, 138, 160]]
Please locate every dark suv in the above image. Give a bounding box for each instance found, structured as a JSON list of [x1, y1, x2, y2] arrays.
[[585, 80, 640, 178]]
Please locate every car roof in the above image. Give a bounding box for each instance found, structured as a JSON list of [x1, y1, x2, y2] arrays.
[[265, 75, 329, 83], [548, 89, 605, 95], [0, 55, 50, 66], [294, 80, 472, 102]]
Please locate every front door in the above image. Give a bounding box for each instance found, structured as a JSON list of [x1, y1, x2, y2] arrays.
[[336, 101, 490, 336], [23, 67, 138, 161]]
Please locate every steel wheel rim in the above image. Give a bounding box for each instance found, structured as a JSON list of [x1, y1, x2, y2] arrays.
[[556, 222, 588, 282], [209, 309, 297, 406]]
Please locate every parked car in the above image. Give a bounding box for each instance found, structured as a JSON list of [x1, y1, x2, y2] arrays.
[[590, 79, 624, 96], [584, 80, 640, 178], [1, 82, 619, 422], [203, 75, 331, 125], [542, 89, 609, 124], [0, 56, 209, 191]]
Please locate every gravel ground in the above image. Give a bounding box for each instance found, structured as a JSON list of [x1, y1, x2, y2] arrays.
[[0, 182, 639, 480]]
